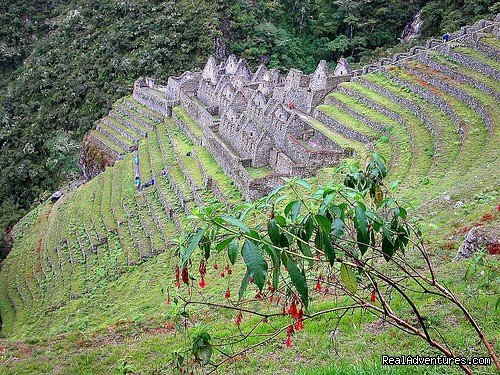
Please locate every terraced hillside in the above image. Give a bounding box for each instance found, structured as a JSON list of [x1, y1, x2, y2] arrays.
[[0, 16, 498, 375]]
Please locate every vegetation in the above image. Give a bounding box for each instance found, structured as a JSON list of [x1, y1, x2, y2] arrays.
[[1, 0, 498, 259], [0, 3, 499, 374]]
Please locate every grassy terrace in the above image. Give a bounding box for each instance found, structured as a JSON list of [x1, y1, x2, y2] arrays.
[[453, 45, 500, 70], [292, 108, 368, 162], [1, 38, 499, 375], [383, 66, 491, 202], [246, 166, 273, 179], [124, 97, 164, 122], [316, 103, 394, 167], [326, 91, 411, 182], [363, 72, 460, 179], [411, 60, 500, 119], [341, 80, 433, 196], [430, 51, 500, 92], [99, 121, 136, 148], [173, 106, 203, 138], [480, 34, 500, 49], [89, 130, 125, 156], [106, 115, 142, 140]]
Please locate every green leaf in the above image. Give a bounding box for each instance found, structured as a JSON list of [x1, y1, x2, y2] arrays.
[[221, 215, 250, 233], [216, 236, 234, 253], [332, 218, 344, 238], [242, 239, 268, 291], [302, 215, 314, 241], [238, 271, 251, 301], [357, 230, 369, 255], [315, 230, 335, 266], [286, 257, 309, 308], [268, 219, 281, 245], [274, 215, 287, 227], [382, 232, 395, 261], [315, 214, 331, 233], [294, 179, 311, 190], [182, 228, 206, 265], [228, 238, 239, 265], [340, 263, 357, 294], [285, 200, 302, 221], [354, 206, 368, 236], [297, 241, 313, 263], [263, 244, 281, 290]]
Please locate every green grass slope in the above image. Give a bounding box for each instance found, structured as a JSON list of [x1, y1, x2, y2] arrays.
[[0, 34, 499, 374]]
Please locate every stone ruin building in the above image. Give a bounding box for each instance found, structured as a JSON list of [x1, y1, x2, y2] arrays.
[[133, 56, 352, 199]]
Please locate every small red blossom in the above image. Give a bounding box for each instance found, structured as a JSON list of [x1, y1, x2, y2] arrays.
[[269, 295, 274, 303], [371, 291, 376, 303], [235, 311, 243, 326], [285, 325, 294, 347], [315, 281, 322, 291], [249, 276, 254, 283], [227, 267, 232, 275], [199, 277, 206, 288], [294, 310, 304, 330], [182, 267, 189, 284], [276, 296, 281, 305], [199, 260, 207, 277], [220, 272, 225, 278], [175, 266, 181, 289], [166, 290, 171, 305], [487, 243, 500, 255], [213, 263, 219, 270], [225, 290, 231, 299], [262, 317, 269, 323], [289, 300, 298, 319]]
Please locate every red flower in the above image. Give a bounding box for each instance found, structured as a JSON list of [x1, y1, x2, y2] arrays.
[[199, 277, 206, 288], [199, 260, 206, 278], [235, 311, 243, 326], [181, 267, 189, 285], [285, 325, 294, 347], [487, 243, 500, 255], [227, 267, 232, 275], [220, 272, 225, 278], [315, 281, 322, 292], [166, 290, 171, 305], [249, 276, 254, 283], [289, 300, 298, 319], [213, 263, 219, 270], [175, 266, 181, 289], [371, 291, 376, 303], [225, 290, 231, 299], [285, 335, 292, 348], [269, 295, 274, 303]]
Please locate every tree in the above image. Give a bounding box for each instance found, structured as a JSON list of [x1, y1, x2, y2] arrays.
[[171, 154, 499, 374]]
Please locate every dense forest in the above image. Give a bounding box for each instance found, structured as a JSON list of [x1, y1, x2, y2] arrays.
[[0, 0, 498, 258]]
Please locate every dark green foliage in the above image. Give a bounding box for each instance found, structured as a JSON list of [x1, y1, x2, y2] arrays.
[[0, 0, 497, 260]]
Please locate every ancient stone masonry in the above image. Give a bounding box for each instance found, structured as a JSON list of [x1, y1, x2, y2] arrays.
[[414, 53, 500, 101], [83, 14, 499, 203], [133, 55, 352, 200]]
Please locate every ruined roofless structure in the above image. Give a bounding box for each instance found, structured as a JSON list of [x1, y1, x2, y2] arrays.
[[133, 56, 352, 199]]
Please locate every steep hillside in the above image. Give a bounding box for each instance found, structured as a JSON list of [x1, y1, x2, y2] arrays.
[[0, 15, 499, 375], [1, 0, 498, 260]]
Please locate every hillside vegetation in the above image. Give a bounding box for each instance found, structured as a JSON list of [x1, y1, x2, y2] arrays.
[[1, 0, 499, 259], [0, 12, 499, 374]]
